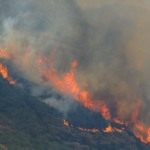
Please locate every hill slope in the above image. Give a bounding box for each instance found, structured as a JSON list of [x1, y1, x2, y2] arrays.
[[0, 77, 150, 150]]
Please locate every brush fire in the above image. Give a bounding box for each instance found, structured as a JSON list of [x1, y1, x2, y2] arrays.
[[0, 46, 150, 144], [0, 0, 150, 147], [38, 54, 150, 144]]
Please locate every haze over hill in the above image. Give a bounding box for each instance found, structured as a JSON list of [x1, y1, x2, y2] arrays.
[[0, 0, 150, 149]]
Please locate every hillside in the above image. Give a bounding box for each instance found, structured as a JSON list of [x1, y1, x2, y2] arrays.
[[0, 77, 149, 150]]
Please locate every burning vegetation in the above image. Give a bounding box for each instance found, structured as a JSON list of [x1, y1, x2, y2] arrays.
[[39, 54, 150, 144], [0, 48, 15, 85], [0, 1, 150, 147], [0, 47, 150, 144], [0, 63, 15, 85]]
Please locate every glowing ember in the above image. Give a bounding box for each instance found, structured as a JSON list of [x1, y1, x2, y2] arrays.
[[63, 119, 99, 132], [103, 124, 113, 133], [63, 120, 69, 126], [0, 63, 15, 85], [114, 127, 124, 133], [103, 124, 124, 133]]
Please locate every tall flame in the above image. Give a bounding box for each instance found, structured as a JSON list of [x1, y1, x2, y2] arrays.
[[0, 63, 15, 85], [38, 53, 150, 144], [132, 122, 150, 144], [0, 47, 149, 144], [39, 56, 111, 120], [63, 119, 99, 133]]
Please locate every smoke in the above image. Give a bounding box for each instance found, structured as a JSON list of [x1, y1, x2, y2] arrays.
[[1, 0, 150, 125], [44, 96, 76, 115], [74, 0, 150, 125]]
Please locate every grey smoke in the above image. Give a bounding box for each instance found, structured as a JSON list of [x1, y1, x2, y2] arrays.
[[0, 0, 150, 125], [44, 96, 76, 115]]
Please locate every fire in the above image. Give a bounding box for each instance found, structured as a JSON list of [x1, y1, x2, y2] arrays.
[[147, 129, 150, 143], [63, 120, 69, 126], [103, 124, 113, 133], [63, 119, 124, 134], [127, 100, 150, 144], [0, 63, 15, 85], [103, 124, 124, 133], [0, 46, 149, 143], [38, 54, 150, 143], [113, 118, 124, 125], [39, 57, 111, 120], [114, 127, 124, 133], [132, 122, 150, 144], [63, 119, 99, 132], [0, 48, 15, 85]]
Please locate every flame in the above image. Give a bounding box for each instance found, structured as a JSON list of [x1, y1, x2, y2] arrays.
[[0, 63, 15, 85], [147, 129, 150, 143], [128, 100, 150, 144], [0, 47, 149, 143], [38, 54, 150, 143], [114, 127, 124, 133], [63, 120, 69, 126], [103, 124, 124, 133], [39, 56, 111, 120], [63, 119, 99, 132], [0, 48, 15, 84], [63, 119, 124, 134], [132, 122, 150, 144], [113, 118, 124, 125], [103, 124, 113, 133]]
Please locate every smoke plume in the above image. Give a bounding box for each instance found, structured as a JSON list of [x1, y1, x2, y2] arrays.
[[0, 0, 150, 128]]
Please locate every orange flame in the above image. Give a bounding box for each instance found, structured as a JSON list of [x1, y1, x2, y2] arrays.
[[39, 57, 111, 120], [1, 47, 150, 143], [38, 52, 150, 144], [114, 127, 124, 133], [132, 122, 150, 144], [0, 63, 15, 85], [113, 118, 124, 125], [103, 124, 124, 133], [147, 129, 150, 143], [63, 119, 99, 132], [63, 120, 69, 126], [103, 124, 113, 133]]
